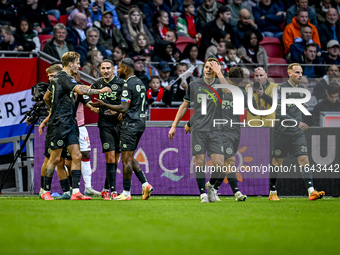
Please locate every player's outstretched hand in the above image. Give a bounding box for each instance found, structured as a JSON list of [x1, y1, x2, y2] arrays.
[[100, 87, 112, 94], [90, 98, 106, 107], [168, 127, 176, 141], [184, 124, 191, 134], [298, 121, 309, 131], [39, 122, 46, 135]]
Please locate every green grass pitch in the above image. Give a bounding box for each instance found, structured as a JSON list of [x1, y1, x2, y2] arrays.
[[0, 195, 339, 255]]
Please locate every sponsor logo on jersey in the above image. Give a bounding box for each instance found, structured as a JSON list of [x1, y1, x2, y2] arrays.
[[122, 91, 128, 97], [111, 84, 118, 90]]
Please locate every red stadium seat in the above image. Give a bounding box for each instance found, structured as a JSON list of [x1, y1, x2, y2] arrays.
[[38, 35, 53, 50], [260, 37, 284, 58], [176, 36, 195, 52], [59, 15, 69, 25], [267, 57, 288, 81], [48, 15, 59, 26], [38, 34, 53, 43]]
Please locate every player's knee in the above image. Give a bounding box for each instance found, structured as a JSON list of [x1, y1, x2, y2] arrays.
[[81, 151, 90, 159], [298, 155, 309, 166], [72, 151, 82, 162], [196, 156, 205, 167]]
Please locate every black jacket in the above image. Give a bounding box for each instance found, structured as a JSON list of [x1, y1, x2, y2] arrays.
[[43, 38, 75, 60], [318, 21, 340, 50], [312, 98, 340, 126]]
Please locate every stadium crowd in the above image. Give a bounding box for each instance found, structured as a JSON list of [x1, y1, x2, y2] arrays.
[[1, 0, 340, 125]]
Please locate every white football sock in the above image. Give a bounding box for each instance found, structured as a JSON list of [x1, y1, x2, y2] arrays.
[[142, 182, 149, 188], [81, 160, 92, 188], [72, 188, 79, 194], [308, 187, 314, 196], [123, 190, 131, 196]]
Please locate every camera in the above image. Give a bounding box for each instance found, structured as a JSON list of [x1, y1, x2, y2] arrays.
[[21, 82, 50, 124], [253, 82, 262, 90]]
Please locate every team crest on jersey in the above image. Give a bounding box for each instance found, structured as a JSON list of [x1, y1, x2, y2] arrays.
[[103, 143, 109, 150], [226, 148, 233, 154], [136, 85, 141, 92], [57, 140, 64, 147], [194, 144, 201, 152], [111, 84, 118, 90], [122, 91, 128, 97], [274, 150, 281, 155], [71, 79, 77, 84]]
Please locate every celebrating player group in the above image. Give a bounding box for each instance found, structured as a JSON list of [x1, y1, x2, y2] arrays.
[[38, 51, 324, 202]]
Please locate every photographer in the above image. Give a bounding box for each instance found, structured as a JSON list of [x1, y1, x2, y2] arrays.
[[245, 67, 278, 127]]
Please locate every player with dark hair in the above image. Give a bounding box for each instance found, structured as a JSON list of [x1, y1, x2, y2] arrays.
[[91, 58, 153, 200], [184, 66, 248, 202], [269, 63, 325, 201], [168, 58, 225, 203], [41, 52, 112, 200], [90, 59, 125, 200]]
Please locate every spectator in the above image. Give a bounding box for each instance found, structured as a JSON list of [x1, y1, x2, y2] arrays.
[[283, 8, 320, 55], [234, 8, 263, 49], [312, 84, 340, 126], [115, 0, 137, 24], [111, 44, 128, 76], [157, 60, 174, 89], [205, 30, 230, 61], [43, 23, 75, 59], [214, 40, 232, 74], [153, 40, 177, 74], [131, 32, 153, 57], [298, 43, 324, 78], [141, 48, 159, 80], [323, 39, 340, 65], [245, 66, 279, 127], [252, 0, 285, 38], [227, 0, 254, 27], [180, 43, 204, 78], [89, 0, 121, 29], [286, 0, 318, 26], [0, 0, 18, 29], [164, 0, 181, 15], [20, 0, 53, 35], [176, 1, 198, 39], [150, 10, 170, 45], [196, 0, 222, 31], [0, 25, 35, 51], [94, 10, 127, 56], [146, 76, 166, 105], [164, 29, 182, 61], [237, 30, 268, 73], [200, 6, 234, 59], [142, 0, 175, 30], [16, 18, 40, 51], [66, 12, 88, 49], [132, 55, 150, 89], [290, 25, 322, 63], [121, 7, 154, 48], [43, 0, 75, 17], [165, 63, 192, 104], [313, 65, 339, 101], [318, 8, 340, 51], [76, 27, 108, 65], [314, 0, 332, 24], [68, 0, 93, 27], [225, 46, 241, 72], [81, 49, 103, 78]]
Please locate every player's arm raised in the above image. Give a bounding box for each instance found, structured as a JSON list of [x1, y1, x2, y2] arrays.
[[74, 85, 112, 95], [168, 100, 190, 141], [208, 61, 232, 94]]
